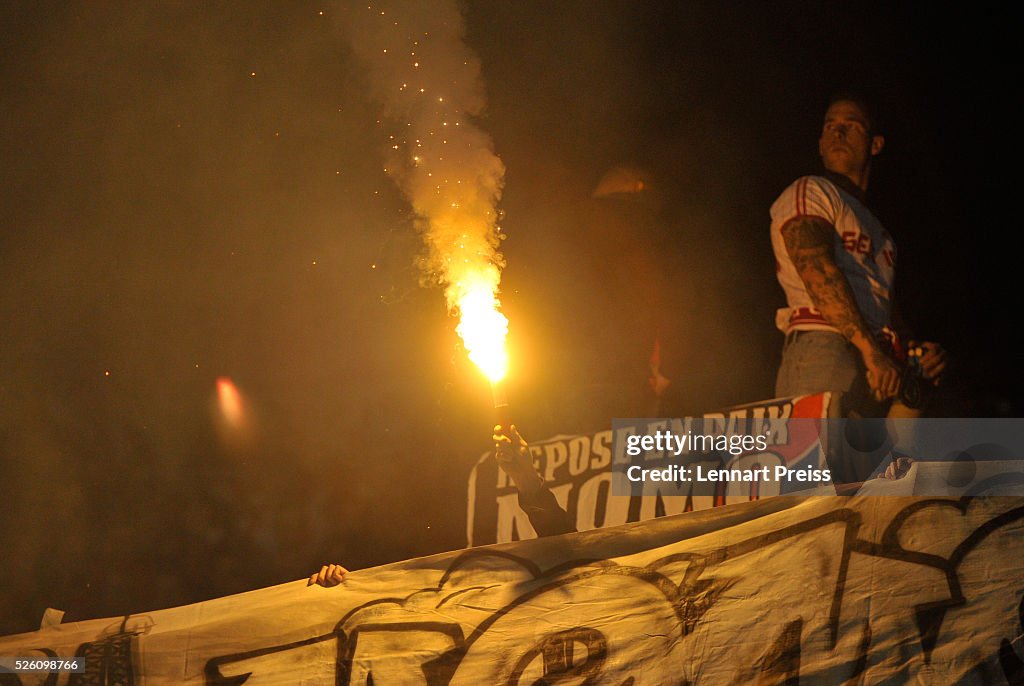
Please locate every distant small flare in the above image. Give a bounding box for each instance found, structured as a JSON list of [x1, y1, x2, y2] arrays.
[[216, 377, 244, 427], [592, 166, 650, 198]]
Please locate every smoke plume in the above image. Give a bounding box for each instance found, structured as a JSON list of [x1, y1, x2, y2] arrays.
[[341, 1, 508, 378]]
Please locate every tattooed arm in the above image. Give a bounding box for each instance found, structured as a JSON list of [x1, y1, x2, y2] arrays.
[[781, 216, 901, 400]]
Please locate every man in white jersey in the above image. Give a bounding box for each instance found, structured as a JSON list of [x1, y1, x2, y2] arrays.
[[771, 95, 946, 415]]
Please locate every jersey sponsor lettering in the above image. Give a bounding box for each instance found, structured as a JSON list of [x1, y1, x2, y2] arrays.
[[841, 230, 872, 256]]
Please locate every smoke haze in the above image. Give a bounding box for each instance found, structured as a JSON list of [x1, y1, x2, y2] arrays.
[[0, 1, 1014, 634]]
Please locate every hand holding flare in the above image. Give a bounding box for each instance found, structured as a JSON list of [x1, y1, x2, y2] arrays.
[[492, 424, 543, 497]]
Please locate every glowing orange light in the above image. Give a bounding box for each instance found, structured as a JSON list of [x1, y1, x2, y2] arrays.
[[216, 377, 244, 427], [456, 282, 508, 383]]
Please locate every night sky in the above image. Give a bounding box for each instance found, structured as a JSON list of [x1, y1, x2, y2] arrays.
[[1, 1, 1016, 635]]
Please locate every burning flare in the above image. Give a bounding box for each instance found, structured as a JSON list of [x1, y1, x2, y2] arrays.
[[343, 2, 510, 384], [455, 283, 508, 382]]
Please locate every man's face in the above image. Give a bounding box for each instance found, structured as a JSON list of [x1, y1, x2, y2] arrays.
[[818, 100, 884, 178]]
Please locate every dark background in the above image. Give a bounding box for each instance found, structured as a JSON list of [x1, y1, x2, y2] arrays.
[[1, 1, 1015, 634]]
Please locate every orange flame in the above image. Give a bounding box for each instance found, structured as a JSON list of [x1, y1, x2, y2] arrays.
[[455, 281, 508, 382], [344, 3, 510, 383]]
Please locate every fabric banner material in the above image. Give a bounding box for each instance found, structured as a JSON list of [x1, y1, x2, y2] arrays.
[[2, 491, 1022, 684], [467, 393, 836, 546]]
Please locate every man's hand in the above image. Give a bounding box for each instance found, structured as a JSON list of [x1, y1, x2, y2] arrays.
[[308, 564, 348, 587], [910, 340, 947, 385], [493, 424, 544, 496], [863, 346, 901, 401], [879, 456, 914, 480]]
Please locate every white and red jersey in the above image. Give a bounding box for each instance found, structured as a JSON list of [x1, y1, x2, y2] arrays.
[[770, 175, 896, 335]]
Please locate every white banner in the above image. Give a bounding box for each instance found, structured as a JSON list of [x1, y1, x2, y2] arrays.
[[467, 393, 837, 546], [2, 490, 1022, 684]]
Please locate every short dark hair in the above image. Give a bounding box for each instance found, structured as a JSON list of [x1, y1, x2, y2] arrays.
[[826, 92, 880, 134]]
